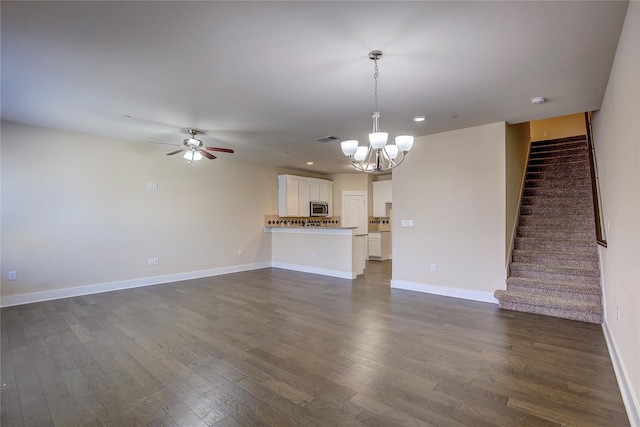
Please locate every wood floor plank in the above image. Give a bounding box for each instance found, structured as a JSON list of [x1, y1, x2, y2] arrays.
[[0, 262, 630, 426]]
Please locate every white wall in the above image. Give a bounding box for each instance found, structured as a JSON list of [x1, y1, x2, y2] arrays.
[[391, 122, 506, 302], [1, 122, 276, 303], [592, 1, 640, 423]]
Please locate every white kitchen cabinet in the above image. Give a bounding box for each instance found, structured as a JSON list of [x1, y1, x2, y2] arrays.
[[368, 232, 382, 258], [309, 178, 333, 203], [368, 231, 391, 260], [372, 180, 392, 217], [278, 175, 310, 217]]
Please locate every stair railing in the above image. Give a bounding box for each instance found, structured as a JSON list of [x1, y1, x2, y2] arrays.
[[584, 111, 607, 247]]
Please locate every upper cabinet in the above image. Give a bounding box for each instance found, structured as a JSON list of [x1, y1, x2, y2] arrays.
[[372, 180, 392, 217], [309, 178, 332, 201], [278, 175, 333, 217]]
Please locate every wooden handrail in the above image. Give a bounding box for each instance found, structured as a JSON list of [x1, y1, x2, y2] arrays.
[[585, 112, 607, 247]]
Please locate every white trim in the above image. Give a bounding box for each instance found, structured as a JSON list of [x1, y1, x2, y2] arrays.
[[271, 261, 355, 280], [602, 321, 640, 427], [391, 279, 499, 304], [0, 262, 271, 308]]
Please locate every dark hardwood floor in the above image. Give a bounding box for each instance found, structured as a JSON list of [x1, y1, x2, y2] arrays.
[[1, 261, 629, 426]]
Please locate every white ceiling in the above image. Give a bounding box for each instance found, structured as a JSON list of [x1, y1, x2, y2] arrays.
[[1, 1, 629, 174]]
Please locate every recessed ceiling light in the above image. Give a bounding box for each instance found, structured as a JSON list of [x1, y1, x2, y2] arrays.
[[306, 161, 314, 165], [531, 97, 546, 105], [412, 116, 426, 122]]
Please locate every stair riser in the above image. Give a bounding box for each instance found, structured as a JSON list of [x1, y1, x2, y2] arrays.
[[523, 187, 591, 198], [526, 170, 590, 181], [527, 162, 589, 173], [522, 198, 593, 208], [497, 301, 602, 324], [525, 178, 591, 188], [516, 228, 594, 240], [511, 253, 599, 270], [514, 238, 596, 254], [531, 139, 587, 151], [505, 285, 602, 302], [519, 205, 595, 217], [529, 153, 589, 165], [518, 216, 592, 227], [529, 147, 587, 159], [509, 269, 600, 286]]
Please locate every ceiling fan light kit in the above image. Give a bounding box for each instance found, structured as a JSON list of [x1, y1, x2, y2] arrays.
[[340, 50, 414, 173], [162, 128, 235, 163]]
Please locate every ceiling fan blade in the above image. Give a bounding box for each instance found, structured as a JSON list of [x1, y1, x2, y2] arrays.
[[204, 147, 234, 154], [166, 149, 185, 156], [199, 149, 217, 160]]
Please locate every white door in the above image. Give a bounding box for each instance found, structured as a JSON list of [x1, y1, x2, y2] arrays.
[[343, 191, 368, 235]]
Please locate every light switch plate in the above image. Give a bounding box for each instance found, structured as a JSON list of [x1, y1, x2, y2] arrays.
[[401, 219, 414, 228]]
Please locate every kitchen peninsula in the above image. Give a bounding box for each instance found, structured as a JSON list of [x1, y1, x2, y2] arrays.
[[265, 225, 366, 279]]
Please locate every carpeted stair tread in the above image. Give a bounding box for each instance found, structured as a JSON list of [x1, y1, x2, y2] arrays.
[[511, 249, 598, 269], [516, 226, 594, 240], [522, 198, 593, 208], [514, 237, 596, 254], [509, 262, 600, 284], [519, 204, 595, 217], [524, 177, 591, 188], [523, 186, 591, 197], [517, 215, 593, 227], [529, 147, 588, 158], [505, 277, 601, 295], [528, 154, 589, 165], [527, 159, 589, 171], [494, 295, 603, 324]]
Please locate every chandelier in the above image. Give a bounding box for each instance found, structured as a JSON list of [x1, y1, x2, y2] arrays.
[[340, 50, 414, 173]]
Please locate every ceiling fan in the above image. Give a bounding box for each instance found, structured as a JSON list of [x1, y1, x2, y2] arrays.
[[161, 129, 234, 162]]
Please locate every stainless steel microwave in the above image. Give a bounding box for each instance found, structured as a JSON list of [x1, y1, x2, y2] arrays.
[[310, 201, 329, 217]]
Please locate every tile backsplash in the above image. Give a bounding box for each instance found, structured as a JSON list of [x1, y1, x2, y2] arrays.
[[265, 215, 341, 228], [369, 217, 391, 232]]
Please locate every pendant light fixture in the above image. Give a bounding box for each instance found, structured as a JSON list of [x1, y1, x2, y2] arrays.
[[341, 50, 414, 173]]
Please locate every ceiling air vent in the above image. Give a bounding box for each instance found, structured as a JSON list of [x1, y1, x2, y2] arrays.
[[315, 135, 339, 143]]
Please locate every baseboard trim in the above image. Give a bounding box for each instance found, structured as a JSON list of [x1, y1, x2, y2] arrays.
[[0, 262, 272, 308], [602, 321, 640, 426], [271, 262, 355, 279], [390, 280, 499, 304]]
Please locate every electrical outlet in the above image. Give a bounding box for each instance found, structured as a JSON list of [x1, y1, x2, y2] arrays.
[[148, 258, 154, 266], [238, 249, 243, 256], [153, 258, 159, 265], [616, 306, 621, 320], [430, 264, 437, 272], [8, 271, 17, 281]]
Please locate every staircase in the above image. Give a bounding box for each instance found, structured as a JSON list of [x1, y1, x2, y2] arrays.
[[495, 135, 603, 324]]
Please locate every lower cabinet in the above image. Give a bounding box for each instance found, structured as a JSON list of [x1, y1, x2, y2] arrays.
[[368, 232, 391, 260]]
